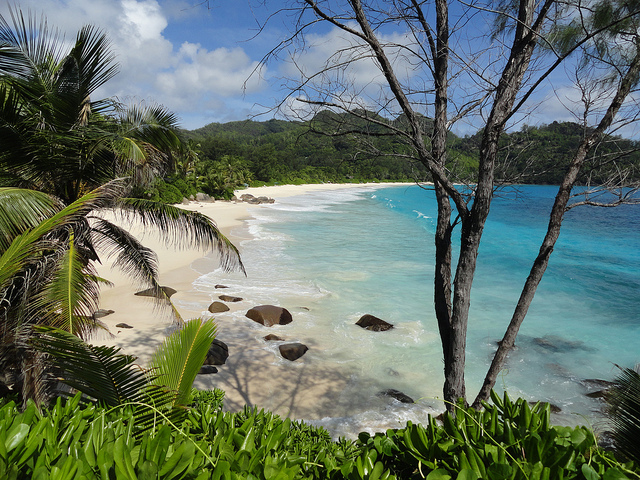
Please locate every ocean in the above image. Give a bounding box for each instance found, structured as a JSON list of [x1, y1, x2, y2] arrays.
[[192, 184, 640, 438]]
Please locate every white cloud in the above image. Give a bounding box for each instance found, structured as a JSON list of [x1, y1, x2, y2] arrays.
[[0, 0, 268, 128]]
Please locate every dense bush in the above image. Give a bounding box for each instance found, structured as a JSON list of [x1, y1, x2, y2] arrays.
[[0, 390, 636, 479]]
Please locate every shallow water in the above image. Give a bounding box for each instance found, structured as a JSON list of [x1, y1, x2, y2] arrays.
[[191, 184, 640, 438]]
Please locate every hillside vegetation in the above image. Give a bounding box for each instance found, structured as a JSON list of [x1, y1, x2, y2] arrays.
[[173, 114, 640, 199]]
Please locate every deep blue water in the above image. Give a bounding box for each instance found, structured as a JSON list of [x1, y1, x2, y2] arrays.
[[199, 184, 639, 435]]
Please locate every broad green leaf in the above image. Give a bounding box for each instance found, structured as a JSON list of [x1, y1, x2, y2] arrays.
[[427, 468, 452, 480], [581, 464, 601, 480], [456, 469, 479, 480], [5, 423, 29, 452]]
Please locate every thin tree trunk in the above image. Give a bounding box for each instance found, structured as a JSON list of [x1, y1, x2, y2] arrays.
[[472, 43, 640, 409]]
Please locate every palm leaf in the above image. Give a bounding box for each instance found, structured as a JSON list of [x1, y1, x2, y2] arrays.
[[0, 187, 61, 252], [606, 366, 640, 462], [32, 326, 149, 407], [148, 318, 217, 408], [39, 231, 105, 340], [0, 7, 65, 79], [89, 216, 183, 322], [116, 198, 245, 273]]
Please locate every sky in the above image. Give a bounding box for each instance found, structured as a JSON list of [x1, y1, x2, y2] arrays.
[[1, 0, 637, 138]]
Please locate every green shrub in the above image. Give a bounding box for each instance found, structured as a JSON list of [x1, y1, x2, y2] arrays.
[[357, 391, 638, 479], [1, 391, 636, 479], [154, 179, 184, 203]]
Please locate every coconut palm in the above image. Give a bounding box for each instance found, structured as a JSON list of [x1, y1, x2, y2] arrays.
[[0, 9, 244, 405], [0, 8, 182, 203]]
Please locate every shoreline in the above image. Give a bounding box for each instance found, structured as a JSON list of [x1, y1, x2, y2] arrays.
[[94, 182, 420, 429]]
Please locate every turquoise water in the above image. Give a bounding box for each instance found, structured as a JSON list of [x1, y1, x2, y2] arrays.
[[196, 184, 640, 436]]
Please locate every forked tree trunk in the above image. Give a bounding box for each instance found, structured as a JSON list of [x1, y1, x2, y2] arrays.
[[472, 43, 640, 409]]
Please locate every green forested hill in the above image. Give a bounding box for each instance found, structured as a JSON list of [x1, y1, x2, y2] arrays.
[[179, 114, 640, 198]]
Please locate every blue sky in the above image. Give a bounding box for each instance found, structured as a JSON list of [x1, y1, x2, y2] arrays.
[[1, 0, 637, 138]]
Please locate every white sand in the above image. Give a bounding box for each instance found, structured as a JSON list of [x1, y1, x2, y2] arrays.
[[94, 182, 410, 421]]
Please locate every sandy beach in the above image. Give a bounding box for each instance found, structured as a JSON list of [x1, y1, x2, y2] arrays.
[[94, 182, 412, 424]]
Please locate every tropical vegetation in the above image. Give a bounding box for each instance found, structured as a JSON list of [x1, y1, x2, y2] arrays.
[[0, 6, 639, 479], [0, 388, 637, 479], [0, 8, 242, 408]]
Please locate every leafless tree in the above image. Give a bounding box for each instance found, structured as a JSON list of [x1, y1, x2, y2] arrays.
[[258, 0, 640, 410]]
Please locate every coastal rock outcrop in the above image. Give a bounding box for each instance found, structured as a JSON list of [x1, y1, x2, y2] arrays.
[[196, 192, 213, 202], [203, 339, 229, 365], [115, 323, 133, 329], [279, 343, 308, 361], [215, 284, 229, 289], [234, 193, 275, 204], [581, 378, 615, 400], [377, 389, 414, 404], [134, 286, 177, 299], [246, 305, 293, 326], [208, 301, 230, 313], [356, 314, 393, 331], [219, 295, 243, 303]]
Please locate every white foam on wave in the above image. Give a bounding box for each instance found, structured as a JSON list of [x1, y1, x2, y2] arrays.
[[308, 402, 441, 439]]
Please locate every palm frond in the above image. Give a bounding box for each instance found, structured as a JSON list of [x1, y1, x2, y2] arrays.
[[116, 198, 245, 273], [63, 24, 118, 100], [0, 7, 65, 79], [32, 326, 149, 407], [148, 318, 217, 408], [0, 187, 61, 252], [606, 366, 640, 462], [117, 102, 181, 152], [89, 216, 184, 323], [38, 231, 105, 340], [90, 217, 159, 286]]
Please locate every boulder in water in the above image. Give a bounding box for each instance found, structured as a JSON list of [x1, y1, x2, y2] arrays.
[[246, 305, 293, 326], [219, 295, 243, 303], [356, 314, 393, 332], [279, 343, 308, 361], [208, 301, 230, 313]]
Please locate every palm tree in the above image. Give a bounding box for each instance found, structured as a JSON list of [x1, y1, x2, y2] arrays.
[[0, 9, 244, 405], [0, 8, 183, 203]]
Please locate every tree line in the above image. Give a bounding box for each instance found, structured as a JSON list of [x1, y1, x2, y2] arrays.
[[158, 114, 640, 202]]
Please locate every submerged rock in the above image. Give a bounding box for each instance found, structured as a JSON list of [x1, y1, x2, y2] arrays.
[[356, 314, 393, 332], [378, 389, 414, 404], [279, 343, 308, 361], [246, 305, 293, 326], [264, 334, 284, 341], [533, 335, 595, 353]]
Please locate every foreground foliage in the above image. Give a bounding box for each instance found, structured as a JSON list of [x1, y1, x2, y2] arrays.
[[0, 390, 636, 479]]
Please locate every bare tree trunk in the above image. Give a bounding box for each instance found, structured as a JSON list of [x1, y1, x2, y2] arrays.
[[472, 43, 640, 409]]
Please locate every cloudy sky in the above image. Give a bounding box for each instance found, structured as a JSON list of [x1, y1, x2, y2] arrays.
[[0, 0, 285, 129], [1, 0, 637, 138]]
